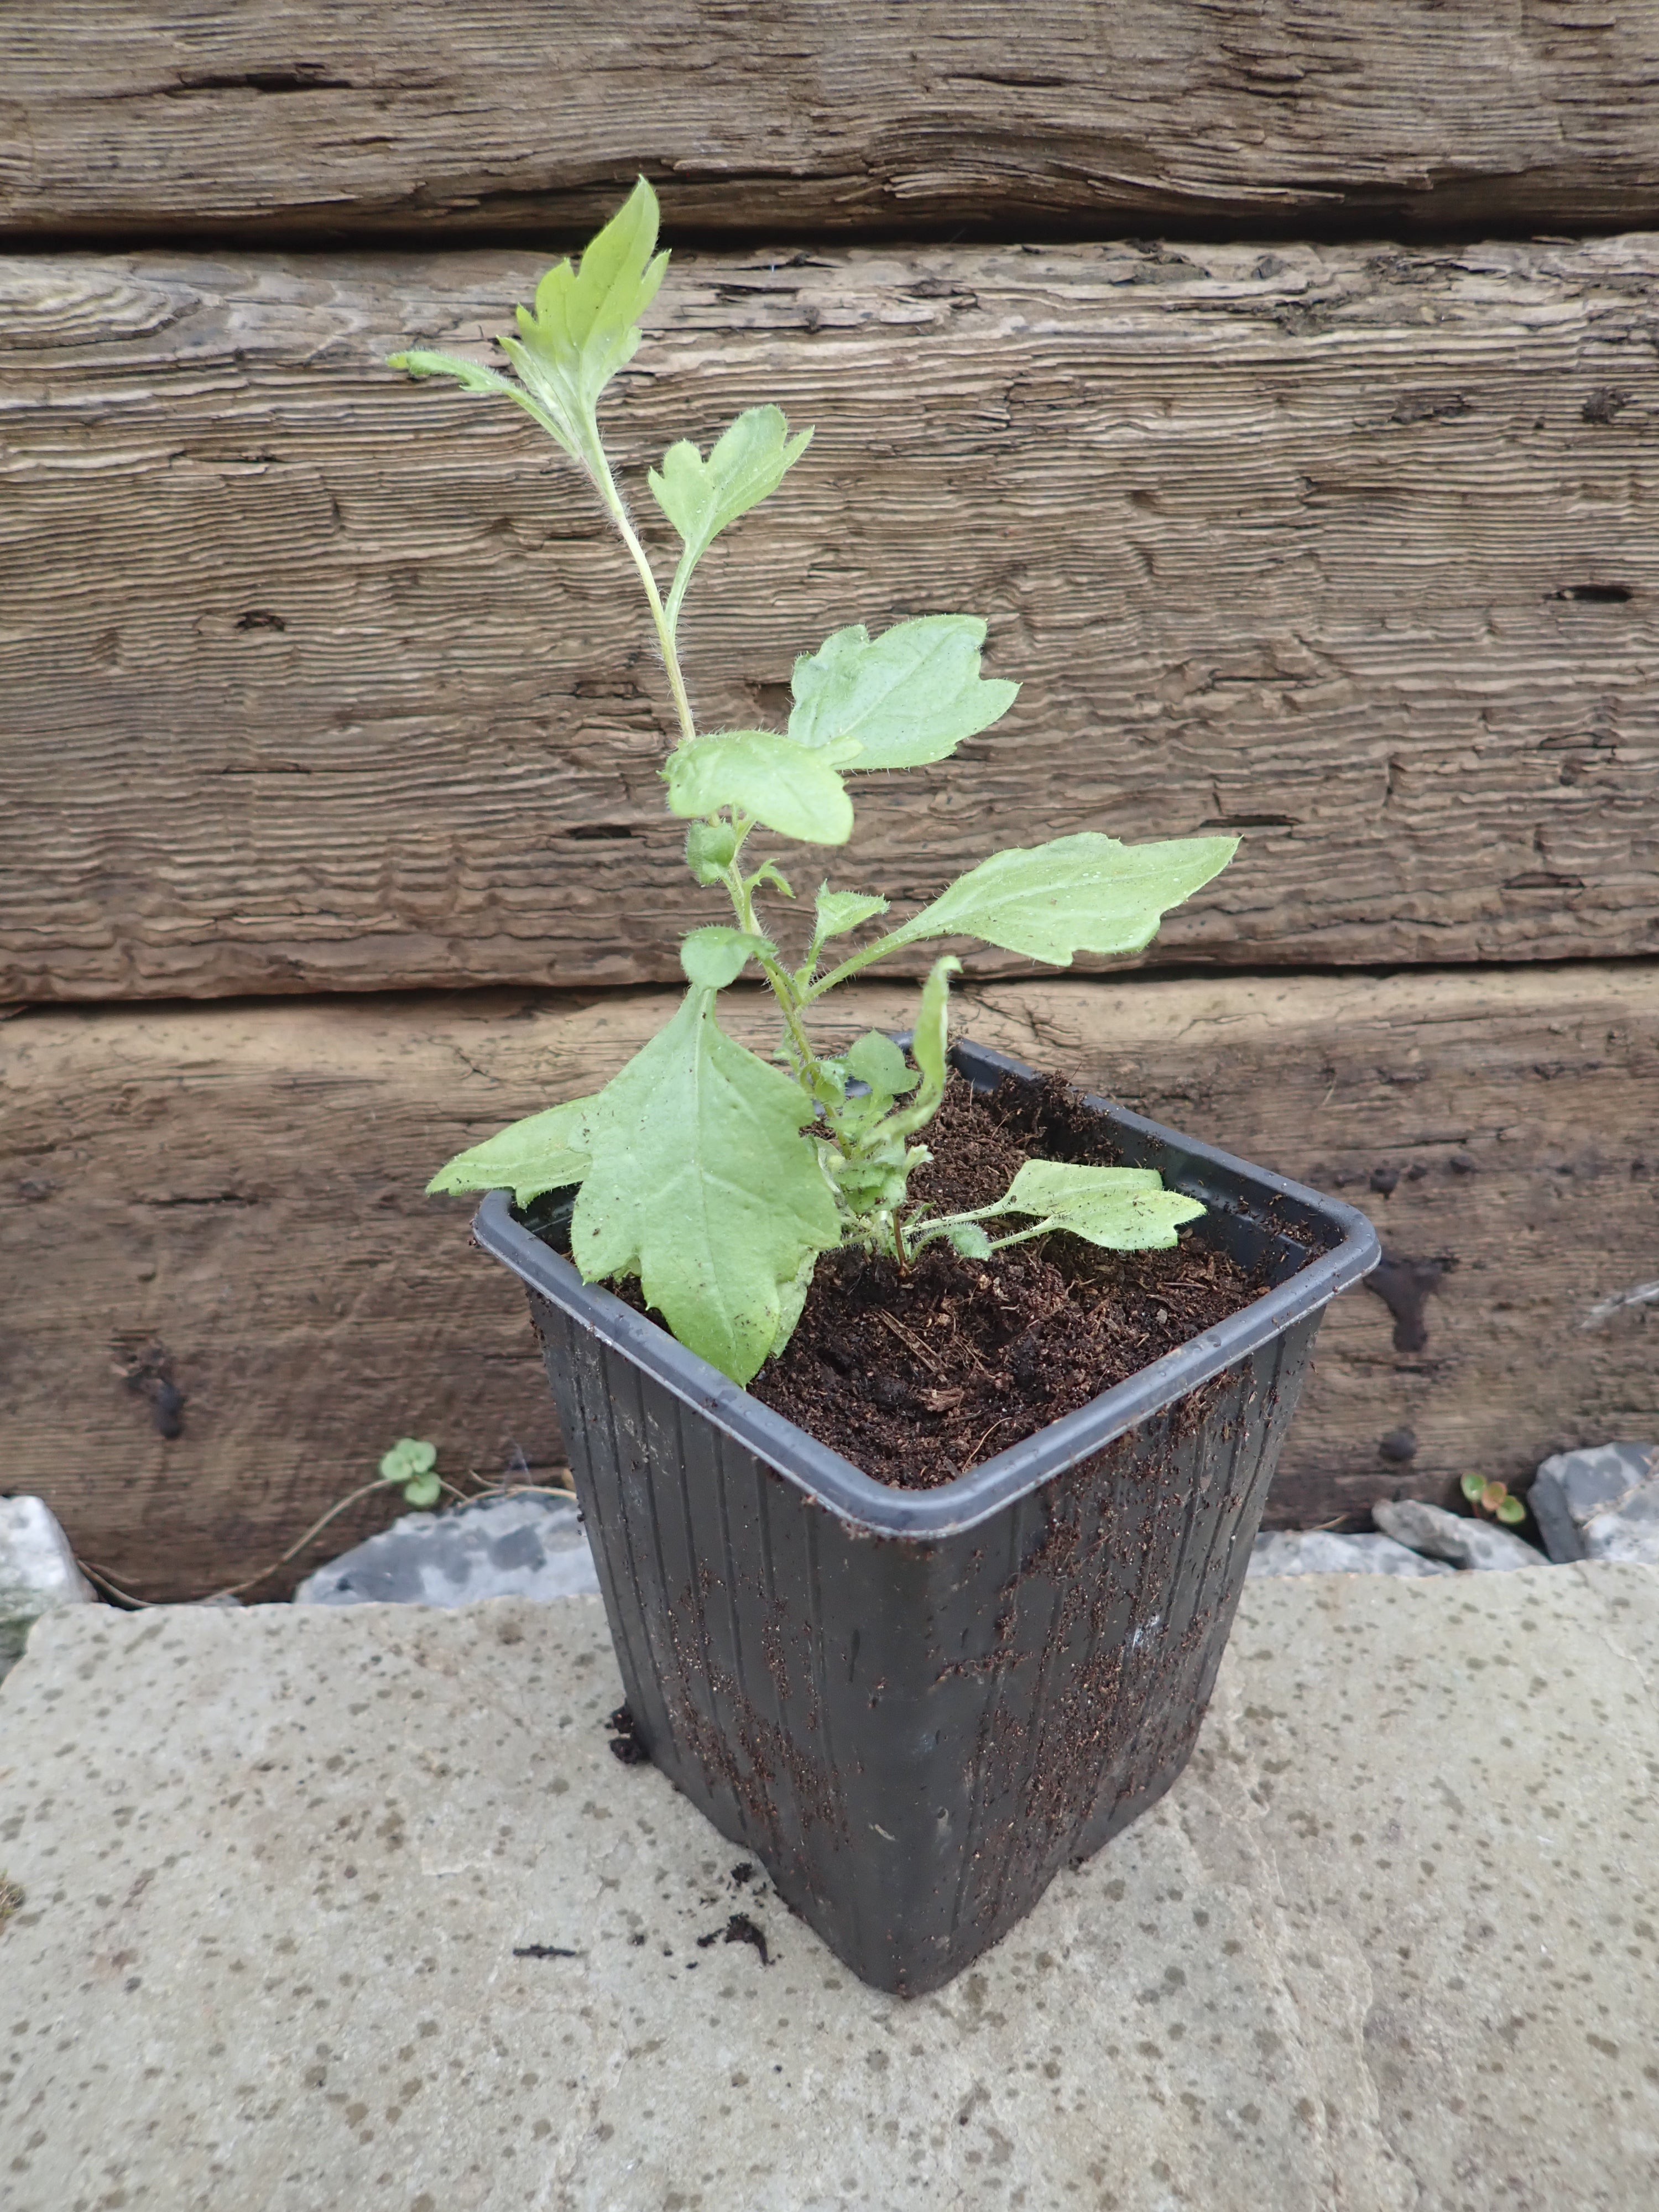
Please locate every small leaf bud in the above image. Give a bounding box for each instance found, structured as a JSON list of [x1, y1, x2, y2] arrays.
[[686, 820, 739, 885]]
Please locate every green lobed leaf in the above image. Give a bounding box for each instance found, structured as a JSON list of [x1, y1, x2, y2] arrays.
[[888, 831, 1238, 966], [570, 988, 841, 1384], [395, 180, 667, 472], [1460, 1472, 1486, 1503], [426, 1095, 599, 1206], [513, 177, 667, 421], [650, 405, 812, 575], [664, 729, 856, 846], [996, 1159, 1205, 1251], [789, 616, 1019, 770], [1495, 1495, 1526, 1525], [680, 925, 778, 989], [403, 1472, 442, 1509], [379, 1437, 437, 1483], [814, 887, 889, 941]]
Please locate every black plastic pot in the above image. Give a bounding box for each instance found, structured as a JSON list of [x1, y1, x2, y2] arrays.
[[473, 1039, 1379, 1995]]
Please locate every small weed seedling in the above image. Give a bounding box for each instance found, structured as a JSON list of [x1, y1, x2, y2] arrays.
[[1461, 1472, 1527, 1526], [380, 1436, 443, 1509], [398, 181, 1237, 1385]]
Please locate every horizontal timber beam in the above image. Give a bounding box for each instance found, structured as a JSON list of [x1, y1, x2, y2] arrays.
[[3, 964, 1655, 1599], [8, 6, 1659, 244], [4, 237, 1657, 1001]]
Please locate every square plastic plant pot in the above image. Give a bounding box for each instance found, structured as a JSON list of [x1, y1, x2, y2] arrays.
[[472, 1039, 1379, 1995]]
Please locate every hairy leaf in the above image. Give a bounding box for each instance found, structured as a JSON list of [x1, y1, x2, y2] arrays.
[[685, 819, 739, 885], [650, 405, 812, 577], [680, 925, 778, 988], [941, 1220, 993, 1260], [873, 955, 959, 1150], [997, 1159, 1205, 1250], [910, 955, 960, 1100], [813, 887, 889, 941], [888, 832, 1238, 964], [426, 1095, 599, 1206], [828, 1134, 930, 1213], [571, 989, 840, 1384], [664, 729, 855, 846], [789, 616, 1019, 770], [770, 1249, 818, 1362], [844, 1030, 915, 1098]]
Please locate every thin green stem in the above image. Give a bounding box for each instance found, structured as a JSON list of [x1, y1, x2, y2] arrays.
[[980, 1218, 1053, 1253], [588, 447, 698, 749], [906, 1198, 1062, 1256], [802, 925, 923, 1004], [762, 957, 826, 1090], [713, 842, 826, 1091], [664, 554, 695, 648], [917, 1197, 1008, 1232]]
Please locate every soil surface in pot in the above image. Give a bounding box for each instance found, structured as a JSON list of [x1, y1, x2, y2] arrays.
[[743, 1074, 1267, 1491]]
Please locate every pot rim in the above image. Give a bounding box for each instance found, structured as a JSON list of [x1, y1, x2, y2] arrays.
[[472, 1038, 1380, 1539]]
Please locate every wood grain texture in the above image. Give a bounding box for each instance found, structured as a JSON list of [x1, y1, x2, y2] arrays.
[[8, 4, 1659, 243], [4, 237, 1658, 1001], [4, 966, 1654, 1598]]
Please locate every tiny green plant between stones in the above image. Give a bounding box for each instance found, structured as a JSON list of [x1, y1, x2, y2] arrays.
[[1460, 1471, 1528, 1526], [395, 180, 1237, 1387], [380, 1437, 442, 1510]]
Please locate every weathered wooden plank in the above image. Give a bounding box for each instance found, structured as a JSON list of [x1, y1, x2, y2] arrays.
[[4, 238, 1657, 1001], [4, 966, 1655, 1599], [8, 6, 1659, 243]]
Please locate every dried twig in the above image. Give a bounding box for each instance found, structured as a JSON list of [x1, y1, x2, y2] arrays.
[[76, 1467, 577, 1610], [871, 1306, 947, 1378]]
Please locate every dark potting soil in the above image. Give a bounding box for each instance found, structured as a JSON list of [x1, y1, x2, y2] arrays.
[[744, 1074, 1266, 1490], [588, 1073, 1267, 1491]]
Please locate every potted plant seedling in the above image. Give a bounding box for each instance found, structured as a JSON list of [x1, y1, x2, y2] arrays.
[[392, 181, 1378, 1994]]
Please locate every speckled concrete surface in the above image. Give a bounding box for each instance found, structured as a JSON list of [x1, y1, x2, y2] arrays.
[[1, 1567, 1655, 2211]]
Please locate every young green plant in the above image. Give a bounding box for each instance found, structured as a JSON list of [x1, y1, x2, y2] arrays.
[[1460, 1472, 1528, 1526], [399, 180, 1238, 1387]]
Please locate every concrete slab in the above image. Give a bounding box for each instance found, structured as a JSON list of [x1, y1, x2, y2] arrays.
[[1, 1567, 1655, 2211]]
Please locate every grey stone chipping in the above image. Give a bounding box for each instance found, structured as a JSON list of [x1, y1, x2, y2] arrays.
[[1371, 1496, 1546, 1572], [1530, 1441, 1659, 1568], [0, 1495, 92, 1681], [293, 1491, 600, 1606]]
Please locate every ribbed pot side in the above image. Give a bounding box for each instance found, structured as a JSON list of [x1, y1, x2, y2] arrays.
[[526, 1287, 1321, 1996]]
